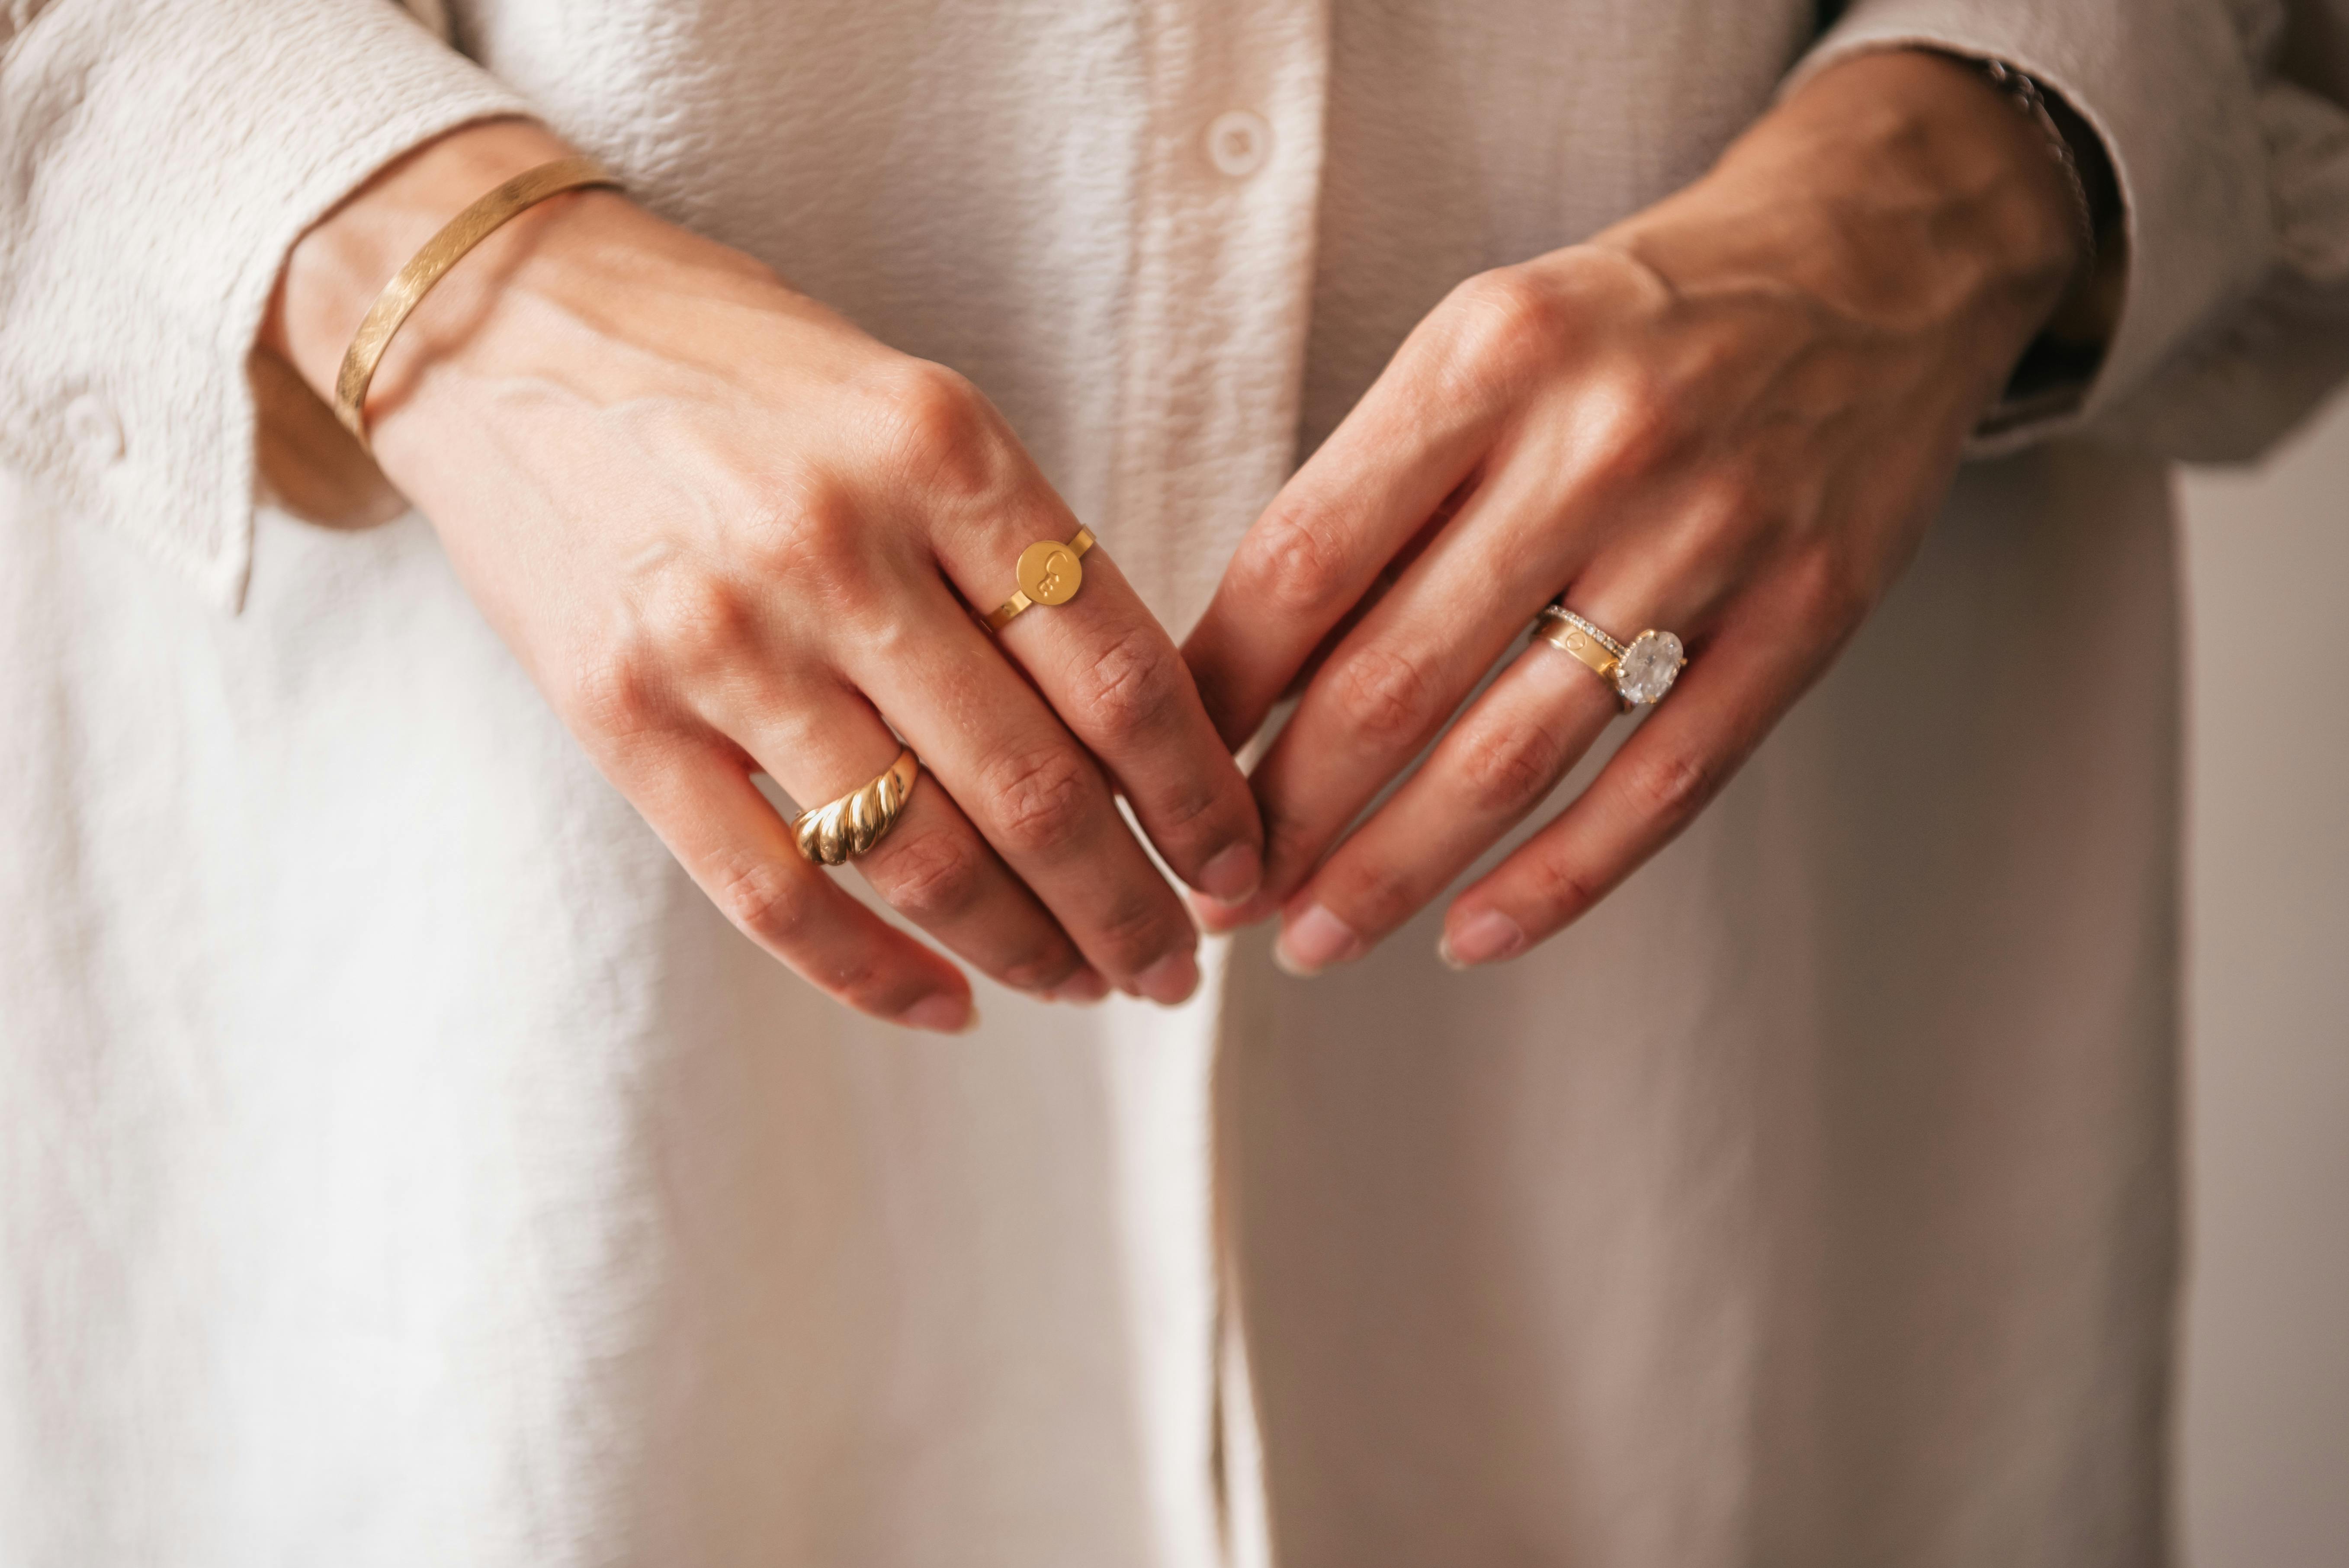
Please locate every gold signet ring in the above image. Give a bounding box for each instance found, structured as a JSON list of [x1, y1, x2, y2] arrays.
[[984, 526, 1096, 632], [793, 748, 920, 865]]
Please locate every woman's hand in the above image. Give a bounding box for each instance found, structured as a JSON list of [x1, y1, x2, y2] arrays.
[[1181, 50, 2088, 974], [266, 121, 1263, 1029]]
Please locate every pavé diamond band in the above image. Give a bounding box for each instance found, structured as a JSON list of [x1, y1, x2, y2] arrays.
[[1534, 603, 1686, 710]]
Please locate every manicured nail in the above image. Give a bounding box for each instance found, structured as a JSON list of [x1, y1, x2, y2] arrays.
[[1133, 947, 1202, 1006], [1197, 841, 1264, 904], [1052, 966, 1112, 1004], [1274, 904, 1364, 977], [903, 993, 980, 1033], [1438, 909, 1525, 969]]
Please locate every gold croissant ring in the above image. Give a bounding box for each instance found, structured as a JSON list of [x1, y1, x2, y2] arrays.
[[793, 748, 921, 865], [1535, 603, 1686, 710], [983, 526, 1096, 632]]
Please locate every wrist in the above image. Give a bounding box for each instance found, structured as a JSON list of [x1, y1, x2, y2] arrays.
[[263, 117, 581, 401], [1598, 50, 2079, 391]]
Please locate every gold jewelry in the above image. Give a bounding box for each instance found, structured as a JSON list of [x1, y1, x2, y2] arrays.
[[1534, 603, 1685, 709], [333, 155, 620, 449], [982, 526, 1096, 632], [793, 748, 920, 866]]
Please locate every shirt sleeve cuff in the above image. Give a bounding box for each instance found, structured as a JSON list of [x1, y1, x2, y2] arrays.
[[0, 0, 535, 608]]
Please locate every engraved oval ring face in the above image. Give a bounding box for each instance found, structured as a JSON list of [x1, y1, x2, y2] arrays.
[[1016, 541, 1084, 606]]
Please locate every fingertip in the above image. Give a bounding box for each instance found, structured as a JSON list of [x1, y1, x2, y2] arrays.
[[1049, 965, 1112, 1004], [901, 991, 980, 1033], [1191, 888, 1274, 933], [1133, 946, 1201, 1006], [1438, 906, 1527, 969], [1273, 903, 1365, 977], [1196, 840, 1263, 904]]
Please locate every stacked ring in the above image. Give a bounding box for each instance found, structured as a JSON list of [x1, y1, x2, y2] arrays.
[[983, 526, 1096, 631], [793, 747, 921, 865], [1534, 603, 1686, 709]]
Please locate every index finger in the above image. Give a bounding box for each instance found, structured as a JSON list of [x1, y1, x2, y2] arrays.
[[895, 367, 1268, 902], [1182, 284, 1516, 748]]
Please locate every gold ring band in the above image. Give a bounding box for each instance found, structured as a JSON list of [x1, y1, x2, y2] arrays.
[[793, 747, 920, 865], [1534, 603, 1686, 709], [983, 526, 1096, 632], [333, 156, 622, 450]]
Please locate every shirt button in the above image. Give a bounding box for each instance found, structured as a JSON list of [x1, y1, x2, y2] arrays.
[[64, 394, 124, 462], [1205, 110, 1272, 178]]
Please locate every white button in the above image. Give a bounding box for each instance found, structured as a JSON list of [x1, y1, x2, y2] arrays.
[[1205, 110, 1271, 178], [64, 394, 123, 462]]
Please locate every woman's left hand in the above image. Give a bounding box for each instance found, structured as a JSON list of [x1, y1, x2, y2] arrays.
[[1182, 48, 2092, 973]]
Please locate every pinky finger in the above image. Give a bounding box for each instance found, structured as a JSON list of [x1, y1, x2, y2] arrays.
[[1439, 591, 1841, 967], [626, 732, 980, 1031]]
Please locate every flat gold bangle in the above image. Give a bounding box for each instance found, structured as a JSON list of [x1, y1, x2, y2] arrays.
[[982, 526, 1097, 632], [332, 154, 620, 449]]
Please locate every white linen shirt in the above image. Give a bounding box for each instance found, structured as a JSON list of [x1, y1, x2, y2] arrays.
[[3, 1, 2346, 1563]]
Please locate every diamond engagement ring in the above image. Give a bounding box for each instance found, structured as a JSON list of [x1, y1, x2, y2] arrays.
[[1534, 604, 1685, 709]]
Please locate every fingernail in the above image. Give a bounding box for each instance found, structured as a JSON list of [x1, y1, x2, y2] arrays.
[[1274, 905, 1364, 977], [1438, 909, 1525, 969], [1197, 841, 1264, 904], [903, 993, 979, 1033], [1133, 947, 1201, 1006], [1193, 889, 1267, 933], [1052, 966, 1112, 1004]]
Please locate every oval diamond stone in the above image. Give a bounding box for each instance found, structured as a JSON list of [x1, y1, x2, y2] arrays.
[[1615, 630, 1683, 705]]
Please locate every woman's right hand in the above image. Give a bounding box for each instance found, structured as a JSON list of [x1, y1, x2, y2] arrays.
[[264, 120, 1262, 1030]]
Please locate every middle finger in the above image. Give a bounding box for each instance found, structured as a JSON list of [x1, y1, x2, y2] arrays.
[[847, 574, 1204, 1004]]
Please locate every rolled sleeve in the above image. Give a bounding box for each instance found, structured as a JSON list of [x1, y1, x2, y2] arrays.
[[1784, 0, 2277, 452], [0, 0, 533, 608]]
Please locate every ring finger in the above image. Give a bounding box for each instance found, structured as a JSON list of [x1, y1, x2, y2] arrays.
[[845, 578, 1205, 1003], [716, 675, 1110, 1003], [1269, 567, 1714, 975]]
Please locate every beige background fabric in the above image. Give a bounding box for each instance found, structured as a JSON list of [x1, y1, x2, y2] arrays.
[[2176, 391, 2349, 1568]]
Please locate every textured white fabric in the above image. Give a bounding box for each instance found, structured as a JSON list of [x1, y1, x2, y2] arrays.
[[1, 1, 2343, 1564]]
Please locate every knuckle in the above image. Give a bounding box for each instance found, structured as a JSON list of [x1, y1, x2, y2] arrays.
[[863, 359, 1008, 501], [1070, 624, 1184, 744], [1000, 947, 1083, 994], [565, 636, 668, 742], [1326, 862, 1421, 937], [1327, 645, 1440, 747], [1694, 466, 1773, 538], [714, 856, 814, 948], [1232, 500, 1353, 619], [867, 826, 988, 925], [1089, 892, 1178, 974], [1622, 746, 1715, 826], [982, 744, 1098, 858], [1581, 366, 1685, 487], [633, 564, 760, 678], [1522, 850, 1606, 923], [741, 477, 878, 604], [1442, 268, 1569, 382], [1786, 547, 1872, 631], [1454, 718, 1567, 817], [841, 966, 931, 1023]]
